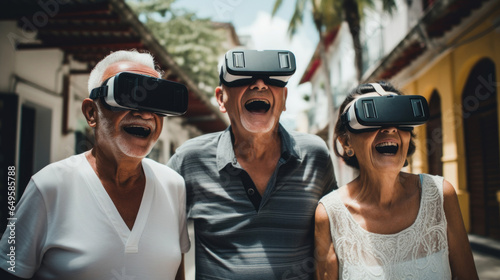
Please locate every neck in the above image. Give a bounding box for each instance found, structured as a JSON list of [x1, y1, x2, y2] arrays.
[[232, 127, 281, 162], [86, 147, 144, 188], [353, 170, 409, 207]]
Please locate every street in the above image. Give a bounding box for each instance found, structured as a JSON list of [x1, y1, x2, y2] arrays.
[[469, 234, 500, 280], [184, 223, 500, 279]]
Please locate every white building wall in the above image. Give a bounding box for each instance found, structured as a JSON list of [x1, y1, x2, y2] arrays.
[[306, 22, 360, 187], [1, 20, 196, 177], [361, 0, 411, 79], [0, 21, 72, 170], [331, 23, 357, 105], [308, 23, 358, 135], [306, 1, 415, 186], [0, 22, 17, 93], [13, 48, 74, 165], [380, 0, 409, 59], [308, 68, 327, 133]]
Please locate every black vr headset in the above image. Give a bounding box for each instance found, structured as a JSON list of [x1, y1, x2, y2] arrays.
[[219, 49, 296, 87], [341, 83, 430, 133], [90, 72, 188, 116]]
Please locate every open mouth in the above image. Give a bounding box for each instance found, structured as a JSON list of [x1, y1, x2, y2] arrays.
[[245, 99, 270, 113], [123, 126, 151, 138], [375, 142, 398, 155]]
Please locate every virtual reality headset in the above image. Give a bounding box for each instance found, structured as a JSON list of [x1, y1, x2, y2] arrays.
[[341, 94, 430, 133], [90, 72, 188, 116], [219, 49, 296, 87]]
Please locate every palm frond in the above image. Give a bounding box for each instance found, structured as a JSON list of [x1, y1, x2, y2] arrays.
[[271, 0, 284, 16]]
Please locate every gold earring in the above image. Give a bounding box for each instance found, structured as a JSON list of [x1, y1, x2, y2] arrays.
[[346, 149, 354, 157]]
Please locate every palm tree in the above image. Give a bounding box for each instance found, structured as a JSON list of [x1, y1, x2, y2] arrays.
[[273, 0, 396, 152], [275, 0, 396, 81], [272, 0, 341, 154]]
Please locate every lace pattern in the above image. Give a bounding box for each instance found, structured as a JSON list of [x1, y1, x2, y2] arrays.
[[320, 174, 451, 279]]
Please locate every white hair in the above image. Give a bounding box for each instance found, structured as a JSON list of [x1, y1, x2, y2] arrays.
[[87, 50, 160, 94]]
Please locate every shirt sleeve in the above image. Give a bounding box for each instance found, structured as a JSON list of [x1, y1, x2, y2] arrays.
[[177, 179, 190, 254], [0, 179, 48, 279], [166, 154, 180, 174], [322, 154, 338, 195]]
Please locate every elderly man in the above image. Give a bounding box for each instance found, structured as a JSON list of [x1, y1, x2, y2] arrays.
[[0, 50, 190, 280], [168, 49, 337, 279]]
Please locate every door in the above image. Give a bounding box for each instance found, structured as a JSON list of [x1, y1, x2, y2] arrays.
[[463, 58, 500, 240]]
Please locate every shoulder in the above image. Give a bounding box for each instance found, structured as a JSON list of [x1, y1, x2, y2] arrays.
[[289, 131, 328, 149], [34, 153, 87, 176], [315, 202, 330, 224], [169, 131, 222, 164], [143, 159, 187, 199], [175, 131, 222, 155], [143, 158, 184, 184], [420, 173, 459, 210], [287, 131, 330, 159], [441, 178, 460, 211], [316, 188, 344, 224], [32, 153, 88, 189], [319, 187, 343, 205], [167, 131, 223, 170], [420, 173, 455, 195], [441, 178, 457, 198]]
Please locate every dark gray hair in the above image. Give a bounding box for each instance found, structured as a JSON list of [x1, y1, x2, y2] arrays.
[[333, 81, 416, 169]]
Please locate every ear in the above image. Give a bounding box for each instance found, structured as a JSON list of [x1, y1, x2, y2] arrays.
[[215, 86, 226, 113], [82, 98, 97, 128], [337, 135, 350, 149]]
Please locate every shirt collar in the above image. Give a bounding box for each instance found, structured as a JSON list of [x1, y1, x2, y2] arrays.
[[216, 124, 301, 171]]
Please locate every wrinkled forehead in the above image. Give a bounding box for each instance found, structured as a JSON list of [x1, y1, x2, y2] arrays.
[[101, 61, 160, 83]]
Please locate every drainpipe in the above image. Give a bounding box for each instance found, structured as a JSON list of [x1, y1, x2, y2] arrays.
[[497, 191, 500, 222], [61, 55, 72, 135]]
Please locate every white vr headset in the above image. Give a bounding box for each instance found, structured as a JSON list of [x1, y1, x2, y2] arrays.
[[219, 49, 296, 87], [341, 83, 430, 133], [90, 72, 188, 116]]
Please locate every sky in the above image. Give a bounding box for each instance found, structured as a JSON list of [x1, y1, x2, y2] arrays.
[[171, 0, 320, 130]]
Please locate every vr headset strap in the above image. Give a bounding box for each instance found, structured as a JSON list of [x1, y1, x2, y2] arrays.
[[369, 83, 391, 96], [89, 86, 108, 100]]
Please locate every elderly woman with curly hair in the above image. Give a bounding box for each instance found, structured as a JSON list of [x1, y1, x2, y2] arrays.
[[314, 81, 478, 279]]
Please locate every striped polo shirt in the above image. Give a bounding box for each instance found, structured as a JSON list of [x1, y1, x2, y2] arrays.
[[168, 125, 336, 280]]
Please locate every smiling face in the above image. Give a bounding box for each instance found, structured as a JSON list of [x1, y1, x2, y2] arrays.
[[216, 79, 287, 135], [87, 61, 164, 159], [343, 127, 412, 173]]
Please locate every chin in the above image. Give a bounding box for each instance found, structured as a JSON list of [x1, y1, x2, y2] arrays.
[[241, 117, 276, 133], [117, 138, 156, 159], [121, 148, 153, 159]]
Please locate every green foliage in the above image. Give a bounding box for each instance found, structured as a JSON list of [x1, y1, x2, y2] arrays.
[[127, 0, 226, 96], [273, 0, 397, 81]]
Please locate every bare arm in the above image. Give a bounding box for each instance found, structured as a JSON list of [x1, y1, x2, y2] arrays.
[[443, 179, 479, 280], [314, 203, 338, 280], [175, 254, 185, 280]]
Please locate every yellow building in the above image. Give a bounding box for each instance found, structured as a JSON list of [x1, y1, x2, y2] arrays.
[[301, 0, 500, 240], [365, 0, 500, 239]]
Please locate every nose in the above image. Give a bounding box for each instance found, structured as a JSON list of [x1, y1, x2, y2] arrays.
[[249, 79, 268, 90], [131, 110, 154, 119], [380, 126, 398, 133]]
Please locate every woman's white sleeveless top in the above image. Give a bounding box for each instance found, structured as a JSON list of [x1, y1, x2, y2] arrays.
[[319, 174, 452, 279]]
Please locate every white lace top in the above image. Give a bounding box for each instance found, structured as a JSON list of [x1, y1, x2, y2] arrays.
[[319, 174, 452, 279]]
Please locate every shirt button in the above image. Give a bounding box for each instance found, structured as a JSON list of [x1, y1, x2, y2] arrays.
[[247, 188, 255, 195]]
